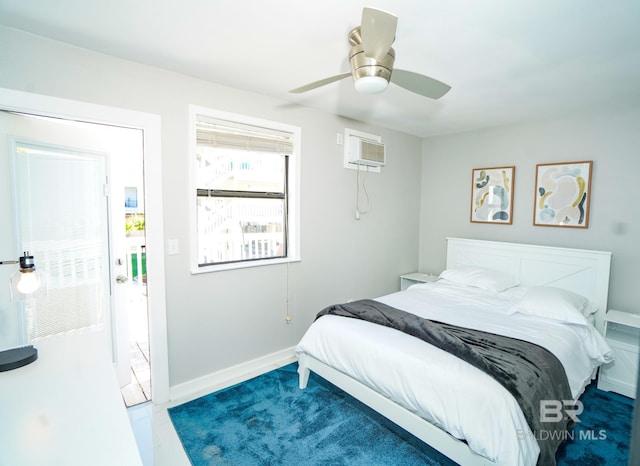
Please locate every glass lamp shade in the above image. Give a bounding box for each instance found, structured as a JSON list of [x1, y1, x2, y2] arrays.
[[354, 76, 389, 94], [10, 268, 47, 301]]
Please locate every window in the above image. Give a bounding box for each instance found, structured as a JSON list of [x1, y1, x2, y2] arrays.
[[13, 141, 109, 341], [190, 106, 300, 272]]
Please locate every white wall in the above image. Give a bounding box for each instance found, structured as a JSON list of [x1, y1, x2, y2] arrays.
[[419, 107, 640, 314], [0, 26, 422, 386]]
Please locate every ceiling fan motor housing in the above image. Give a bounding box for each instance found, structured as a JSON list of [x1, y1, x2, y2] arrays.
[[349, 44, 395, 84]]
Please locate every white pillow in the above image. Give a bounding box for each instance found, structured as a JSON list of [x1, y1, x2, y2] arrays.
[[439, 267, 519, 294], [509, 286, 595, 325]]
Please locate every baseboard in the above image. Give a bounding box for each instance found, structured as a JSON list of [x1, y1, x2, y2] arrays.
[[168, 346, 297, 404]]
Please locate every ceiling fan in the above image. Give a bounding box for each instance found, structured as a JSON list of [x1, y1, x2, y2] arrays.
[[289, 7, 451, 99]]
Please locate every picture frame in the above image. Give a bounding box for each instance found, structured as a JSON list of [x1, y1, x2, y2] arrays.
[[470, 166, 515, 224], [533, 161, 592, 228]]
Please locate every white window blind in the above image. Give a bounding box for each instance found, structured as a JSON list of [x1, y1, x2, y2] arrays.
[[192, 108, 300, 271], [13, 142, 109, 341]]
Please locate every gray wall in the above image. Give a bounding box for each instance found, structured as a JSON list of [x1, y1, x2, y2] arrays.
[[419, 107, 640, 314], [0, 26, 422, 386]]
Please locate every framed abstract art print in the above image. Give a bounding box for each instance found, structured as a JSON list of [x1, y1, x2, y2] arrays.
[[470, 166, 515, 224], [533, 161, 592, 228]]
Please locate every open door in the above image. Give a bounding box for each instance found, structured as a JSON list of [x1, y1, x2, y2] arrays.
[[7, 112, 147, 389]]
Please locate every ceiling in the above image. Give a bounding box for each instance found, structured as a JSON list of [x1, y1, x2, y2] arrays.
[[1, 0, 640, 138]]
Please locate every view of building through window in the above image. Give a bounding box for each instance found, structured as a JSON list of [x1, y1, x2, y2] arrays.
[[195, 116, 291, 266]]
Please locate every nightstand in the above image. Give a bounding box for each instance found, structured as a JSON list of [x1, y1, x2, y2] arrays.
[[597, 309, 640, 398], [400, 272, 439, 291]]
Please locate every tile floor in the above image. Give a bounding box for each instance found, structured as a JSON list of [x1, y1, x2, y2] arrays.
[[128, 400, 191, 466]]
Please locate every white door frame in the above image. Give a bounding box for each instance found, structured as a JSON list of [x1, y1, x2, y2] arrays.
[[0, 87, 170, 404]]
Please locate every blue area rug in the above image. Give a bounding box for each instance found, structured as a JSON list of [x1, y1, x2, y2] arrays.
[[168, 363, 633, 465], [556, 383, 633, 465]]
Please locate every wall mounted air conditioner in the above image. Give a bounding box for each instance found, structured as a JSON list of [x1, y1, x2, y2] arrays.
[[347, 135, 386, 167]]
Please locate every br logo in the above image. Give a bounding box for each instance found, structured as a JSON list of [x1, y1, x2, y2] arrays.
[[540, 400, 584, 423]]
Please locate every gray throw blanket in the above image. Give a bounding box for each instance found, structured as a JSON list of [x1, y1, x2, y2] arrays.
[[317, 299, 574, 466]]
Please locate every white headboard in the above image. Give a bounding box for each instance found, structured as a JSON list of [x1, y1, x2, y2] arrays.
[[446, 238, 612, 334]]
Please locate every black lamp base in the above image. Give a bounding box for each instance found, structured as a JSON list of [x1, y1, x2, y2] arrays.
[[0, 345, 38, 372]]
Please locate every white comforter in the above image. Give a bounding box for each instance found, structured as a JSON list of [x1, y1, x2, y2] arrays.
[[295, 281, 613, 466]]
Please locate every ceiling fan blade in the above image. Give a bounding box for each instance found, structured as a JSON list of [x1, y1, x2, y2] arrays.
[[361, 7, 397, 61], [390, 69, 451, 99], [289, 72, 352, 93]]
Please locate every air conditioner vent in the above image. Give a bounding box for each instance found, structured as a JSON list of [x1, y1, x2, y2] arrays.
[[348, 135, 386, 167]]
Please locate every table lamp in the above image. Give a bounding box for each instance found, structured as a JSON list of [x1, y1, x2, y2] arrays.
[[0, 252, 47, 371]]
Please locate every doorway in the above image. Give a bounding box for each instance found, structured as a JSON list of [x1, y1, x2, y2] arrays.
[[0, 88, 169, 404], [7, 112, 151, 406], [121, 212, 153, 406]]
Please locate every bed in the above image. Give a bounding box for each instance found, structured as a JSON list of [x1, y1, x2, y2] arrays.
[[295, 238, 614, 466]]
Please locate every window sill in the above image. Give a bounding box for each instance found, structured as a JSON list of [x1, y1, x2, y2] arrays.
[[190, 256, 300, 274]]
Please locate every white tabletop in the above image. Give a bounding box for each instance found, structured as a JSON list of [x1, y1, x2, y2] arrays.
[[0, 332, 142, 466], [606, 309, 640, 329], [401, 272, 439, 281]]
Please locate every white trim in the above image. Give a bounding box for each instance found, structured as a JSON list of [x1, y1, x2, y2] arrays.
[[0, 88, 170, 404], [188, 105, 301, 274], [169, 345, 296, 404], [191, 256, 301, 274]]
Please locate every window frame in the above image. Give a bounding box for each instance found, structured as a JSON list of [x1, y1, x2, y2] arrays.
[[189, 105, 301, 273]]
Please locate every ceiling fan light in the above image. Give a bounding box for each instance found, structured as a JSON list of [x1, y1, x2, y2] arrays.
[[354, 76, 388, 94]]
